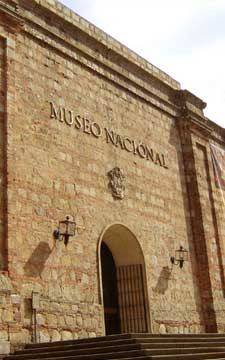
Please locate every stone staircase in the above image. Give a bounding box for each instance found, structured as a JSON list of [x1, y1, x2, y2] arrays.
[[6, 333, 225, 360]]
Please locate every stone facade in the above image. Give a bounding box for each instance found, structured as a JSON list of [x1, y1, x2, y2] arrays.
[[0, 0, 224, 351]]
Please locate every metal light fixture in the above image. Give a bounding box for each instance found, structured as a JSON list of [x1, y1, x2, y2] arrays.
[[54, 216, 76, 245], [170, 246, 188, 269]]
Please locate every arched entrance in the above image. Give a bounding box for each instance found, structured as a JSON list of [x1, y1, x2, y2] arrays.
[[99, 224, 150, 335]]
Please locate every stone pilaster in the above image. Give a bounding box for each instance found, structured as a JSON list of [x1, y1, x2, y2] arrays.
[[176, 89, 222, 332]]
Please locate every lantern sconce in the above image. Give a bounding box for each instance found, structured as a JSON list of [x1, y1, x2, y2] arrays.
[[53, 216, 76, 245], [170, 246, 188, 269]]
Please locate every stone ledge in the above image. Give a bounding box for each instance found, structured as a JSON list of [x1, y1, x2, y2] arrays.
[[22, 0, 180, 90]]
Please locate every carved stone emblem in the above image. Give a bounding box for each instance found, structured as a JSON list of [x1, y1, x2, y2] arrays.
[[108, 167, 125, 199]]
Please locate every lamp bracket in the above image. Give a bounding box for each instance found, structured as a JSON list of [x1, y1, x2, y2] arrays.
[[53, 230, 62, 241], [53, 216, 76, 245]]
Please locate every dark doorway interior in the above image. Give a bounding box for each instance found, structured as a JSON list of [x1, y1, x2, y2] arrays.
[[101, 242, 120, 334]]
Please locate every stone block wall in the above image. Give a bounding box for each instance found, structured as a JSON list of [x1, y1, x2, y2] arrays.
[[0, 37, 6, 270], [0, 0, 224, 347], [5, 20, 202, 339], [191, 139, 225, 332]]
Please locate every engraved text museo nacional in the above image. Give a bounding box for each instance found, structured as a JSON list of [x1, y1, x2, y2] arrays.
[[50, 102, 168, 169]]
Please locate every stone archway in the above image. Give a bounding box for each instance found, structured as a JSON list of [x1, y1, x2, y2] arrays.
[[98, 223, 150, 335]]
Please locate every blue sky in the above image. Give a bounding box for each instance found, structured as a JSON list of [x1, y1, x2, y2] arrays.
[[60, 0, 225, 128]]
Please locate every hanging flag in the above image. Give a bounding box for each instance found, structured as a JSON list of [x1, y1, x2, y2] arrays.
[[210, 143, 225, 191]]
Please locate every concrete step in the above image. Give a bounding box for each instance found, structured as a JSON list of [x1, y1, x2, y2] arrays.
[[19, 339, 225, 355], [9, 349, 147, 360], [24, 334, 225, 350], [9, 344, 144, 360], [8, 347, 225, 360], [111, 357, 225, 360], [15, 342, 225, 357], [25, 335, 134, 349], [7, 333, 225, 360], [150, 353, 225, 360], [17, 340, 139, 355], [109, 356, 225, 360]]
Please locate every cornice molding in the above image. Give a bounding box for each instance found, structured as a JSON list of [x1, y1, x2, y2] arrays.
[[0, 0, 223, 142], [175, 90, 212, 138], [22, 16, 179, 117], [0, 1, 24, 31], [20, 0, 180, 90], [0, 0, 181, 118]]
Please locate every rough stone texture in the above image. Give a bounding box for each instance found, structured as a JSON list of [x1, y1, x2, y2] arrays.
[[0, 341, 10, 355], [0, 37, 6, 271], [0, 0, 224, 350]]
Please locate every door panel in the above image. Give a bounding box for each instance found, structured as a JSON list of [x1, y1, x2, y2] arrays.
[[117, 264, 147, 333]]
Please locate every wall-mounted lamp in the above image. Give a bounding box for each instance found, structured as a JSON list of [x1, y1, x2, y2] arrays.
[[170, 246, 188, 269], [54, 216, 76, 245]]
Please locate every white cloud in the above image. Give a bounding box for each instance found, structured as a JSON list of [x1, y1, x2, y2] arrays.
[[60, 0, 225, 128]]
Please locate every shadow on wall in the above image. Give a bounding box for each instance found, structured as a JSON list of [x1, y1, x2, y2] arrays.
[[24, 241, 52, 277], [153, 266, 172, 294]]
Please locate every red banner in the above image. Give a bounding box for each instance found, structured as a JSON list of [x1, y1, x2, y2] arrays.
[[210, 143, 225, 190]]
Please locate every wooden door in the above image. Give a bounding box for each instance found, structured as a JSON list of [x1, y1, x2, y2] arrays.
[[117, 264, 148, 333]]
